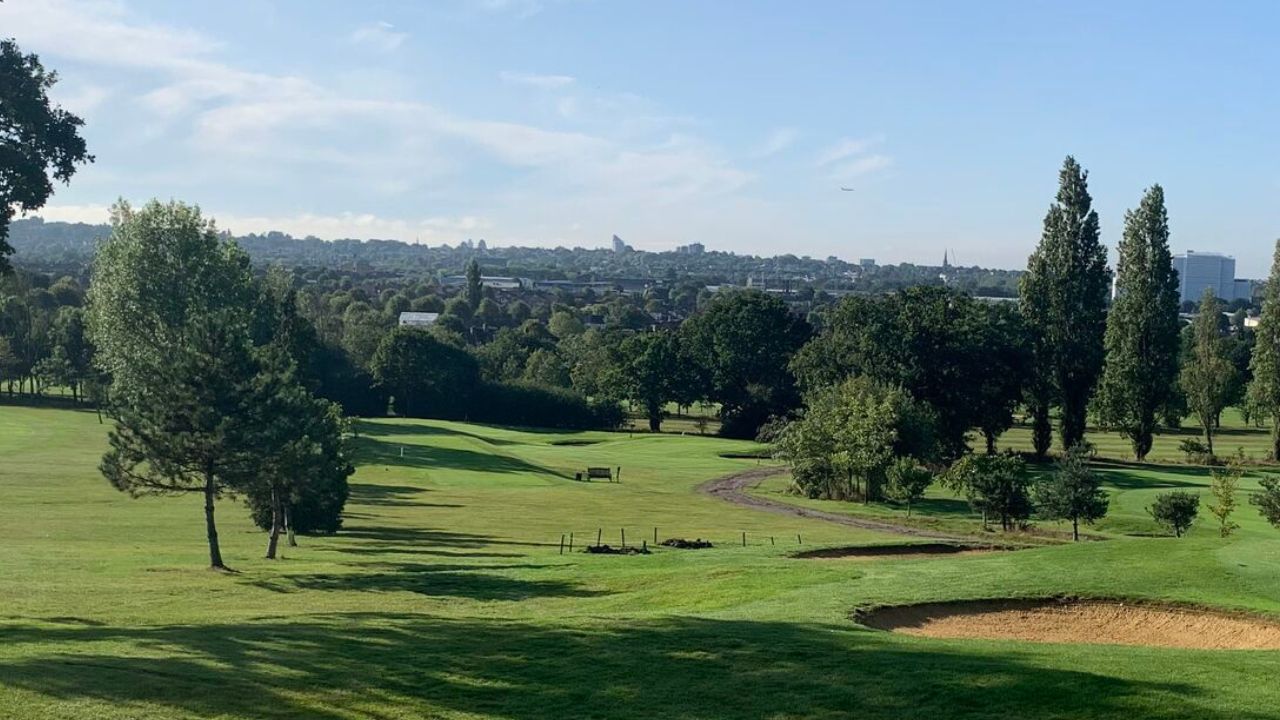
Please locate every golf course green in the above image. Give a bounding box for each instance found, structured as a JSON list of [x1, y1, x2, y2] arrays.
[[3, 403, 1280, 719]]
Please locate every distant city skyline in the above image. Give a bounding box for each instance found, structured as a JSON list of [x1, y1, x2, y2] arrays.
[[3, 1, 1277, 275]]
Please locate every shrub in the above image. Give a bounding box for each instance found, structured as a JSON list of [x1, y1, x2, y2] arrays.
[[1178, 438, 1214, 464], [1148, 491, 1200, 537]]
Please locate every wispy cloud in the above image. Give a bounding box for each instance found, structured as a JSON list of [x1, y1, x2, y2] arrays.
[[829, 154, 893, 180], [815, 135, 884, 166], [349, 21, 408, 53], [499, 71, 575, 89], [752, 127, 798, 159], [815, 135, 892, 181]]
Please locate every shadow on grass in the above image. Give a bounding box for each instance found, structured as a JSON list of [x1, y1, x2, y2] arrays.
[[0, 614, 1261, 720], [347, 483, 463, 508], [349, 436, 573, 479], [244, 563, 600, 601], [356, 420, 526, 446], [1093, 469, 1205, 490]]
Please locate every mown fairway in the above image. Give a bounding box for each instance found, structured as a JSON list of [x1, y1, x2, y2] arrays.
[[3, 404, 1280, 719]]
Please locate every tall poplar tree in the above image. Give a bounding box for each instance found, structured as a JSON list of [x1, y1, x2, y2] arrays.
[[465, 259, 483, 309], [1020, 157, 1111, 451], [1096, 185, 1181, 460], [1182, 288, 1235, 456], [1247, 239, 1280, 459]]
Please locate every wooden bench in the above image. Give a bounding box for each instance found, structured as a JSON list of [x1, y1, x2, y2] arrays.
[[585, 467, 614, 482]]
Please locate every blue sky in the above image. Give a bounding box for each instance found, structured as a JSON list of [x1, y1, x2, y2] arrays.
[[4, 0, 1278, 272]]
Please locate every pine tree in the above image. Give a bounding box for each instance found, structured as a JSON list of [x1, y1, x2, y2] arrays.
[[1020, 157, 1111, 451], [88, 200, 258, 570], [242, 347, 352, 559], [1247, 240, 1280, 459], [1033, 444, 1109, 541], [1182, 288, 1236, 456], [1096, 185, 1181, 460]]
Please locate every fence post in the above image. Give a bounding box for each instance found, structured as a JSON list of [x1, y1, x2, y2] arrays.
[[559, 534, 565, 555], [597, 528, 602, 548], [621, 528, 626, 548], [770, 536, 775, 545], [797, 533, 802, 545], [654, 527, 658, 544], [569, 532, 574, 552], [741, 531, 746, 547]]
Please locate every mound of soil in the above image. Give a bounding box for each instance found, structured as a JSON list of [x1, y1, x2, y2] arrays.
[[794, 543, 1008, 559], [857, 598, 1280, 650], [583, 544, 650, 555], [660, 538, 714, 549]]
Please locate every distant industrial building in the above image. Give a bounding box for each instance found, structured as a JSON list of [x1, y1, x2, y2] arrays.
[[612, 234, 632, 253], [1173, 251, 1254, 304], [858, 258, 876, 268], [675, 242, 705, 254]]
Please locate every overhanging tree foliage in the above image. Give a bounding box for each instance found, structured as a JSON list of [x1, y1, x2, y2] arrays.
[[0, 38, 93, 274], [1021, 156, 1111, 451], [1096, 185, 1182, 460]]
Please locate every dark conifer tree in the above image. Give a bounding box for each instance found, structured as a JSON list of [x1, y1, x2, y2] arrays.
[[1096, 185, 1181, 460], [1020, 157, 1111, 451]]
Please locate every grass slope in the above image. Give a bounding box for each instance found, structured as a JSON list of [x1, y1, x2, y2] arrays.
[[2, 405, 1280, 719]]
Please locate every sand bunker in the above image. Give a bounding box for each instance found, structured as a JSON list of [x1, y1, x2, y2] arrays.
[[858, 598, 1280, 650], [793, 543, 1008, 560]]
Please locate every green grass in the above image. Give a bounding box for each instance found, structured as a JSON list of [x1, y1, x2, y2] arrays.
[[999, 407, 1274, 463], [3, 404, 1280, 719]]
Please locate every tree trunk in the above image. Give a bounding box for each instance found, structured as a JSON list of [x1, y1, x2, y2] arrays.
[[265, 488, 282, 560], [285, 504, 297, 547], [984, 431, 996, 455], [203, 471, 227, 570], [1204, 421, 1215, 456], [1060, 396, 1087, 451], [1072, 516, 1079, 542]]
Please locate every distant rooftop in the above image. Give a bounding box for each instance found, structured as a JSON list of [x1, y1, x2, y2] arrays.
[[398, 312, 440, 326]]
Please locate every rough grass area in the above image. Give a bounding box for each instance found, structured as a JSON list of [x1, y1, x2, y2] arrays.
[[3, 405, 1280, 719]]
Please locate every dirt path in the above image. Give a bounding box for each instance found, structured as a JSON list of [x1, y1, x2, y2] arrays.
[[697, 466, 971, 542]]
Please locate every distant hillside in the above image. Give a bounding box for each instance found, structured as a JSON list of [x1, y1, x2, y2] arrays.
[[9, 217, 1022, 296]]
